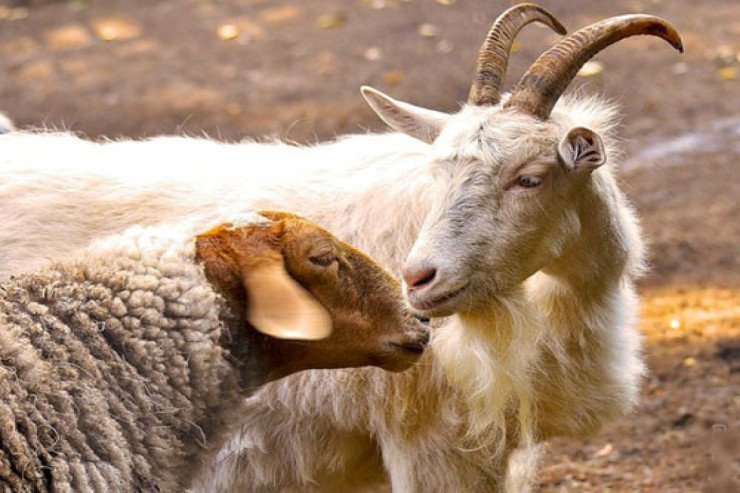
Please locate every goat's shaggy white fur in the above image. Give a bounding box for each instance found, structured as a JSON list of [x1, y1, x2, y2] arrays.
[[0, 131, 431, 280], [0, 96, 645, 491]]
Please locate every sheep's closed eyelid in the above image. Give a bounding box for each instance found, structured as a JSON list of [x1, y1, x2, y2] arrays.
[[308, 252, 338, 267]]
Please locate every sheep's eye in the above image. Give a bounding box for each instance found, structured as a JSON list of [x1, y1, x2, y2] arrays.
[[308, 253, 338, 268], [516, 175, 543, 189]]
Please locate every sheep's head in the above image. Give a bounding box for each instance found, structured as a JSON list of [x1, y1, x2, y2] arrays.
[[362, 5, 682, 317], [195, 211, 429, 379]]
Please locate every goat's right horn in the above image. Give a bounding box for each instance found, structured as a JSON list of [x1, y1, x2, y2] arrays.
[[505, 14, 683, 119], [468, 3, 566, 106]]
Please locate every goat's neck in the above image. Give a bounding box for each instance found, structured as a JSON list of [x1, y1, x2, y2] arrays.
[[526, 176, 643, 439], [433, 289, 543, 448], [541, 177, 629, 298]]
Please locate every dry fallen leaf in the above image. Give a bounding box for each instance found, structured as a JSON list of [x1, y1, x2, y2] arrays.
[[418, 23, 440, 38], [594, 443, 614, 458], [578, 60, 604, 77], [672, 62, 689, 75], [217, 23, 240, 41], [383, 70, 404, 85], [92, 17, 142, 42], [717, 67, 737, 81], [318, 13, 346, 29], [683, 356, 697, 368], [45, 25, 91, 52], [364, 47, 383, 61], [713, 44, 738, 68], [435, 0, 457, 5]]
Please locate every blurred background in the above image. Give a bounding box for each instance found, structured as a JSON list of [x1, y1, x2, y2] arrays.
[[1, 0, 737, 490]]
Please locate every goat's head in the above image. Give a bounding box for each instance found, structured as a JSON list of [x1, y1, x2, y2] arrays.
[[195, 211, 429, 379], [362, 4, 682, 317]]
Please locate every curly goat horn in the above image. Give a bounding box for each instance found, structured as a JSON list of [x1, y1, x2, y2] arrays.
[[505, 14, 683, 119], [468, 3, 566, 106]]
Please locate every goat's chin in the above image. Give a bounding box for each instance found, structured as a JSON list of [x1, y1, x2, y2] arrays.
[[409, 293, 456, 318], [408, 283, 469, 318], [440, 283, 517, 319], [416, 304, 457, 319]]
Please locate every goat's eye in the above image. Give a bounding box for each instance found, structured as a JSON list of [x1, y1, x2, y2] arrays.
[[516, 175, 543, 189], [309, 253, 338, 268]]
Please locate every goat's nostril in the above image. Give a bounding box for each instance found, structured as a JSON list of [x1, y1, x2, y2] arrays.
[[403, 267, 437, 290]]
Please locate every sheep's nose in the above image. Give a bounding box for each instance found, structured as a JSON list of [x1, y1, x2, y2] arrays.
[[403, 266, 437, 291], [415, 326, 431, 347]]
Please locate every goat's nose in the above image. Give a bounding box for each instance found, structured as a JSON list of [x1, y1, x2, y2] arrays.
[[403, 266, 437, 291]]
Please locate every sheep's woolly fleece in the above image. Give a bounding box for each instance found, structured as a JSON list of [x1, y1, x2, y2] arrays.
[[0, 225, 249, 492]]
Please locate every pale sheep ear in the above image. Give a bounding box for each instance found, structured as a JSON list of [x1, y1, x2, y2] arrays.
[[240, 255, 332, 341], [558, 127, 606, 171], [361, 86, 449, 144]]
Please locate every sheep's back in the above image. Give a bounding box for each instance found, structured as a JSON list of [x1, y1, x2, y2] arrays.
[[0, 253, 228, 492]]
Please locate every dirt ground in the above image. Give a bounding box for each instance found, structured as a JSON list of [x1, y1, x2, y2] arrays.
[[1, 0, 737, 491]]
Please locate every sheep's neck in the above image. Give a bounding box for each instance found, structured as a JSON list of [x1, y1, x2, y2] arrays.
[[219, 316, 297, 387]]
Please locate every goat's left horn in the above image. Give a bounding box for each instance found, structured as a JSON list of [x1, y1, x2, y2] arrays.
[[468, 3, 566, 106], [505, 14, 683, 119]]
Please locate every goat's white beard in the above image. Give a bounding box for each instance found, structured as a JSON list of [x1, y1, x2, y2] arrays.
[[432, 293, 543, 452]]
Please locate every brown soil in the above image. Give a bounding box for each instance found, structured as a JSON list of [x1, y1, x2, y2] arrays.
[[1, 0, 738, 491]]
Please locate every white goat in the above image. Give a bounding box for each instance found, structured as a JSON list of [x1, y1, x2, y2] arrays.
[[0, 4, 682, 491]]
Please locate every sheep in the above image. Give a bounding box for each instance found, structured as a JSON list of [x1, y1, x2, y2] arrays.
[[0, 4, 683, 491], [0, 211, 428, 492]]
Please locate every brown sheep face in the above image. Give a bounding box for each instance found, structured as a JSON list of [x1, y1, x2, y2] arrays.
[[195, 211, 429, 381]]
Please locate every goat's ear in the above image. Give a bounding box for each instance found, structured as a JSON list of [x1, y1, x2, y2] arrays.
[[195, 223, 332, 341], [361, 86, 448, 144], [240, 254, 332, 341], [558, 127, 606, 171]]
